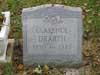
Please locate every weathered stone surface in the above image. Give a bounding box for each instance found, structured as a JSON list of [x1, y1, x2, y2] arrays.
[[0, 11, 10, 62], [22, 4, 83, 67]]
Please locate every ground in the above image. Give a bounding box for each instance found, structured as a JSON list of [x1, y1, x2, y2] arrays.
[[0, 0, 100, 75]]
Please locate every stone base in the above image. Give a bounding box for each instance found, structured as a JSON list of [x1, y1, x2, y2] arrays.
[[0, 40, 8, 62], [65, 68, 84, 75], [0, 39, 14, 63]]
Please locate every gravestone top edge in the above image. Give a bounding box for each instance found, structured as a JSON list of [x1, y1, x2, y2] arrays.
[[22, 4, 82, 13]]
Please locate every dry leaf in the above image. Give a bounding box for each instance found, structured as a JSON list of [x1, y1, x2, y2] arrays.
[[86, 9, 91, 12], [98, 13, 100, 16], [84, 3, 87, 6], [17, 64, 24, 70], [87, 20, 92, 24], [82, 6, 86, 10], [43, 64, 49, 75]]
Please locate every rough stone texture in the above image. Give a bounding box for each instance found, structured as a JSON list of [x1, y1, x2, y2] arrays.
[[22, 4, 83, 67]]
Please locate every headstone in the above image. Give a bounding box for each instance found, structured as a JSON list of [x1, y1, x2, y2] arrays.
[[22, 4, 83, 67], [0, 11, 10, 62]]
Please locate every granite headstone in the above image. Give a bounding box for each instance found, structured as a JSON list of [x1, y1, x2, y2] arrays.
[[22, 4, 83, 67]]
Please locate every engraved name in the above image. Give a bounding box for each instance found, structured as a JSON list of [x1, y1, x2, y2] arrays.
[[32, 25, 72, 49]]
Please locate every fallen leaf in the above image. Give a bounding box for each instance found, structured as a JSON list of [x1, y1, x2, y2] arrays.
[[17, 64, 24, 70], [98, 13, 100, 16], [82, 6, 86, 10], [43, 64, 49, 75], [84, 3, 87, 6], [85, 9, 91, 12], [87, 20, 92, 24]]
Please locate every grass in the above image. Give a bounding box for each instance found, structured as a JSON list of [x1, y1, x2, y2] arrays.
[[4, 62, 13, 75], [0, 0, 100, 75]]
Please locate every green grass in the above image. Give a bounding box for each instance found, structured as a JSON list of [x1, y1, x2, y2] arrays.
[[4, 62, 13, 75], [0, 0, 100, 75]]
